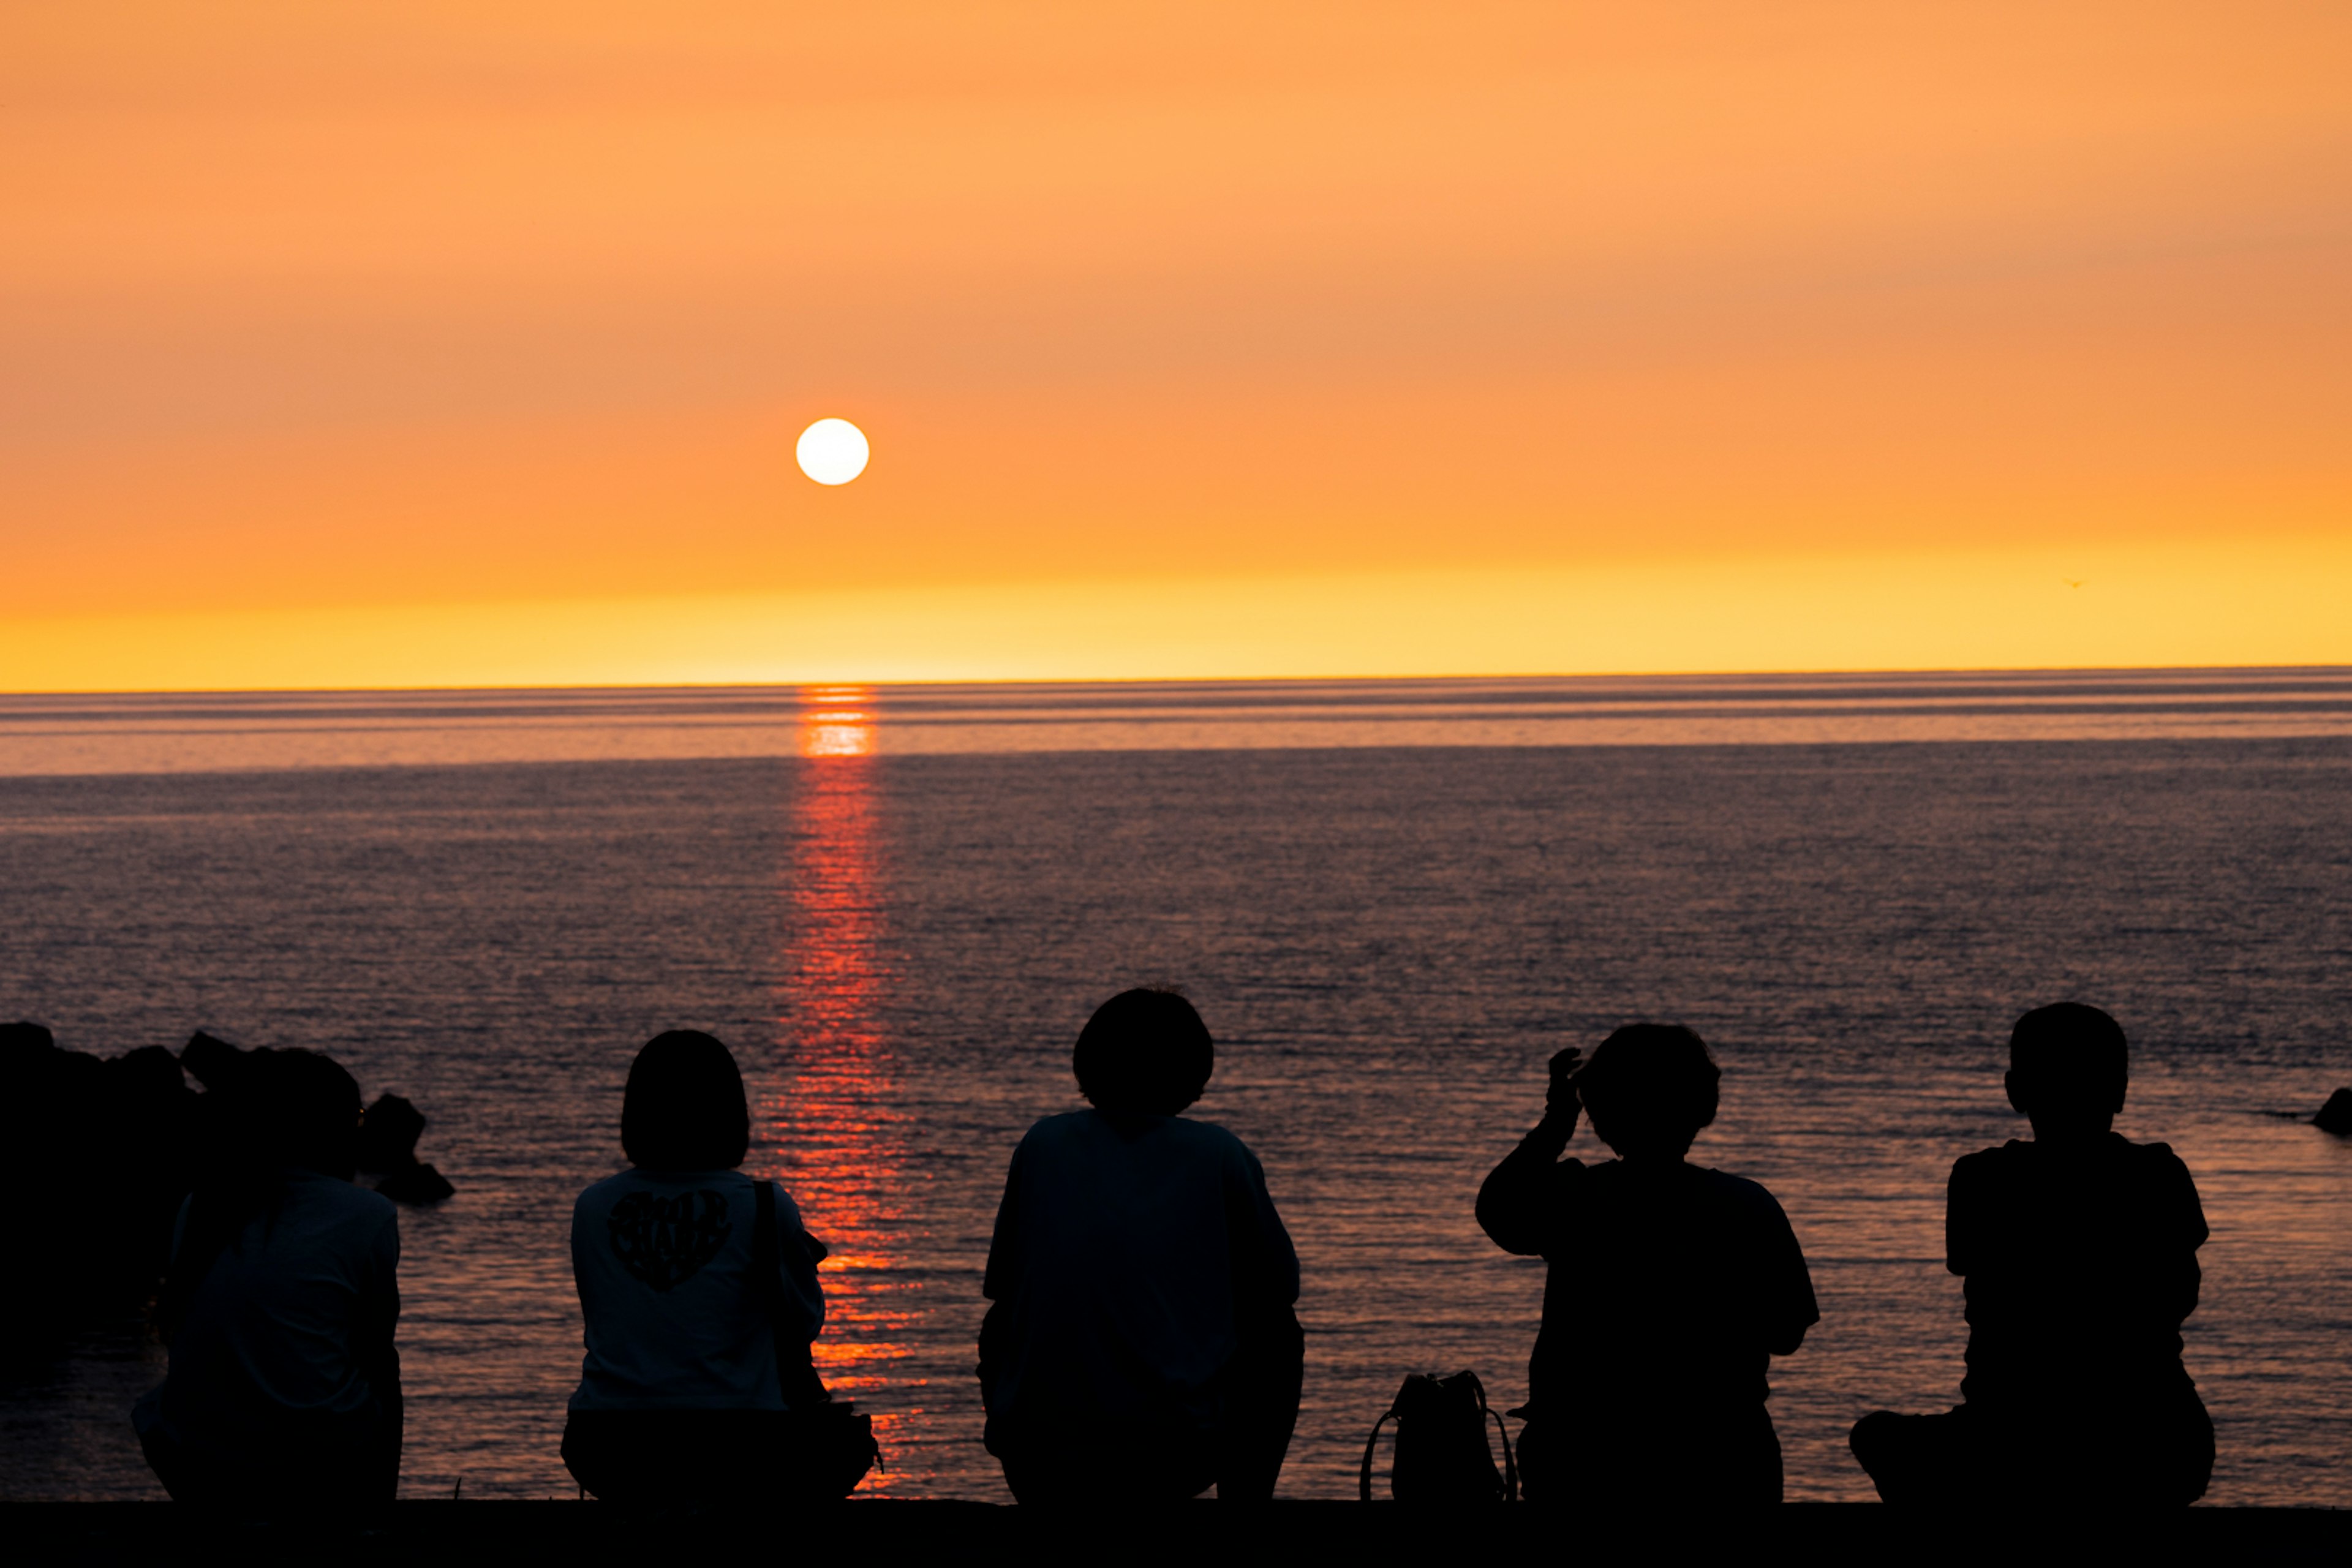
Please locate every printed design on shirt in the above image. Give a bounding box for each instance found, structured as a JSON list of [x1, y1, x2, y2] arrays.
[[608, 1189, 734, 1292]]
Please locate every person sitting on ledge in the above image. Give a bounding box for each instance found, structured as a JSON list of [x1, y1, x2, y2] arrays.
[[562, 1030, 872, 1506], [133, 1048, 402, 1515], [1478, 1023, 1817, 1509], [1851, 1003, 2213, 1509], [979, 989, 1304, 1505]]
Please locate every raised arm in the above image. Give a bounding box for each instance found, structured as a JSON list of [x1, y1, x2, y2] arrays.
[[1476, 1047, 1585, 1257]]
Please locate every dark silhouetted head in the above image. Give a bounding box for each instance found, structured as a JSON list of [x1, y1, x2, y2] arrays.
[[622, 1031, 750, 1170], [1074, 989, 1214, 1116], [2005, 1003, 2128, 1140], [234, 1049, 364, 1179], [1576, 1023, 1721, 1162]]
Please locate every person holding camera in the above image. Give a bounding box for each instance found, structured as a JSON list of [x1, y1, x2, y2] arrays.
[[1477, 1023, 1816, 1509]]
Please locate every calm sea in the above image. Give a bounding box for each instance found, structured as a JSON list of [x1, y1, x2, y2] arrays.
[[2, 671, 2348, 1504]]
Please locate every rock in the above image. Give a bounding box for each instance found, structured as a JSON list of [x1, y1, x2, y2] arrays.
[[105, 1045, 200, 1291], [359, 1091, 456, 1204], [108, 1044, 189, 1099], [1, 1019, 58, 1061], [179, 1030, 252, 1091], [357, 1093, 428, 1172], [2315, 1088, 2352, 1136], [1, 1021, 108, 1167], [0, 1023, 198, 1333], [375, 1163, 456, 1205]]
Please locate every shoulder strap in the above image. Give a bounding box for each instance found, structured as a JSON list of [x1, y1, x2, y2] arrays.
[[1358, 1408, 1396, 1502], [1489, 1407, 1517, 1503], [752, 1177, 779, 1294], [1458, 1371, 1518, 1502]]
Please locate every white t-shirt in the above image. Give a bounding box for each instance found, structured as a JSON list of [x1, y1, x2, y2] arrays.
[[982, 1111, 1300, 1442], [135, 1169, 401, 1459], [568, 1167, 828, 1412]]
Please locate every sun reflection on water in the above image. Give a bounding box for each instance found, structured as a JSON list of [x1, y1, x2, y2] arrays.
[[760, 686, 914, 1490], [799, 686, 876, 759]]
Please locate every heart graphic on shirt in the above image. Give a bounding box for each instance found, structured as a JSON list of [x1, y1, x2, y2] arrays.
[[608, 1189, 733, 1292]]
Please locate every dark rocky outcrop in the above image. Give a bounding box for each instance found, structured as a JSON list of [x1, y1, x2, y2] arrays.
[[2315, 1088, 2352, 1136], [0, 1022, 200, 1338], [0, 1023, 454, 1341]]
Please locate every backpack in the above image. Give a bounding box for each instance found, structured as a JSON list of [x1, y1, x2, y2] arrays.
[[1358, 1371, 1517, 1502]]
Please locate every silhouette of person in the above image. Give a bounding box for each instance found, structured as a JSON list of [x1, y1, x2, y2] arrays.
[[132, 1049, 402, 1514], [1478, 1023, 1817, 1509], [561, 1031, 870, 1505], [979, 989, 1304, 1504], [1850, 1003, 2214, 1509]]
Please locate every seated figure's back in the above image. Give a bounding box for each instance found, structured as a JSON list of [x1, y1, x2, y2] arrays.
[[133, 1048, 402, 1512], [985, 1109, 1292, 1435], [979, 989, 1303, 1506], [1526, 1158, 1814, 1423], [1951, 1131, 2205, 1414], [157, 1168, 398, 1453], [1849, 1002, 2214, 1510]]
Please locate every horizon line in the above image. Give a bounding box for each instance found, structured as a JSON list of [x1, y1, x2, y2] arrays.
[[7, 662, 2348, 702]]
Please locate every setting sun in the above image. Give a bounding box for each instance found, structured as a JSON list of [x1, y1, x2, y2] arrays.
[[796, 420, 872, 488]]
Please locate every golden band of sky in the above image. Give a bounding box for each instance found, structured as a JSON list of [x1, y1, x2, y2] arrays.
[[3, 2, 2346, 687]]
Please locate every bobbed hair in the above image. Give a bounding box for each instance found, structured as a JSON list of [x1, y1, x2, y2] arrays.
[[1073, 989, 1214, 1117], [622, 1030, 750, 1170], [2008, 1003, 2128, 1117], [1577, 1023, 1721, 1155]]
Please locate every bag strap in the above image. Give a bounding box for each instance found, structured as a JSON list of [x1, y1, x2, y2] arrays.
[[1488, 1407, 1517, 1503], [1460, 1372, 1520, 1502], [752, 1179, 824, 1408], [1358, 1408, 1396, 1502], [1458, 1370, 1517, 1502]]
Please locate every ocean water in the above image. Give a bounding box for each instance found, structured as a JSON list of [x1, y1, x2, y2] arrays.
[[1, 671, 2348, 1504]]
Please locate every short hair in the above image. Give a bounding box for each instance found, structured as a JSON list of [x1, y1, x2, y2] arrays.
[[622, 1031, 750, 1170], [2009, 1003, 2128, 1111], [1073, 989, 1214, 1116], [1577, 1023, 1721, 1142]]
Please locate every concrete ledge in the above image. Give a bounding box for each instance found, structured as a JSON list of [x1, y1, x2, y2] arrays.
[[5, 1500, 2345, 1566]]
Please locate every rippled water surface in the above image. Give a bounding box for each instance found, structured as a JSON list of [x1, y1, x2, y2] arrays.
[[1, 675, 2347, 1504]]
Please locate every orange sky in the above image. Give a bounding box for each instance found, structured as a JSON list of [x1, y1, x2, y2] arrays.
[[4, 2, 2346, 688]]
